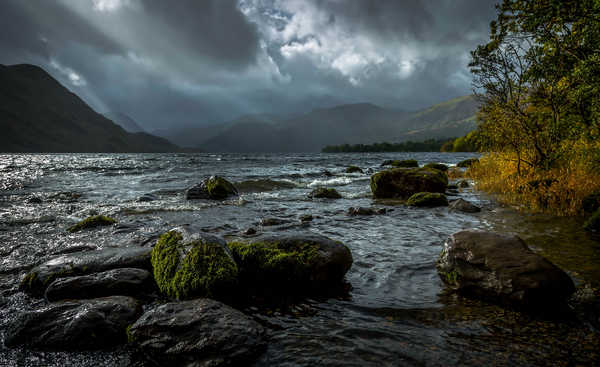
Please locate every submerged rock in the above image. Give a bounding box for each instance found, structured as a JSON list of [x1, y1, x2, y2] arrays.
[[127, 298, 266, 366], [5, 296, 141, 350], [345, 166, 363, 173], [137, 193, 158, 202], [448, 198, 481, 213], [423, 163, 449, 172], [390, 159, 419, 168], [308, 187, 342, 199], [406, 192, 448, 207], [20, 246, 152, 296], [436, 230, 575, 309], [456, 158, 479, 168], [370, 167, 448, 199], [186, 175, 238, 200], [44, 268, 154, 302], [151, 228, 238, 301], [228, 233, 353, 298], [67, 215, 116, 233], [347, 207, 386, 216]]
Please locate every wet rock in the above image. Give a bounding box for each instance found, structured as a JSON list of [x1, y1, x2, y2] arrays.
[[437, 229, 575, 309], [243, 227, 257, 235], [45, 268, 154, 302], [20, 246, 152, 296], [322, 170, 333, 177], [5, 296, 141, 350], [457, 180, 470, 188], [345, 166, 363, 174], [137, 193, 158, 202], [371, 167, 448, 199], [406, 192, 448, 207], [127, 298, 266, 366], [260, 217, 291, 226], [308, 187, 342, 199], [27, 196, 43, 204], [380, 160, 394, 166], [390, 159, 419, 168], [67, 215, 117, 233], [423, 163, 449, 172], [347, 207, 386, 216], [299, 214, 314, 222], [456, 158, 479, 168], [228, 233, 353, 298], [151, 228, 238, 301], [448, 198, 481, 213], [186, 176, 238, 200], [584, 208, 600, 232]]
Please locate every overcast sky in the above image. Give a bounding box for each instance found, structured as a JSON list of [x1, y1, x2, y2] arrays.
[[1, 0, 498, 130]]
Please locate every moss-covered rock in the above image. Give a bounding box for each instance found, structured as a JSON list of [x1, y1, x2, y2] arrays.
[[186, 176, 238, 200], [345, 166, 363, 173], [67, 215, 116, 233], [390, 159, 419, 168], [456, 158, 479, 168], [406, 192, 448, 207], [423, 163, 448, 172], [151, 229, 238, 301], [370, 167, 448, 199], [227, 234, 352, 300], [308, 187, 342, 199], [584, 208, 600, 232]]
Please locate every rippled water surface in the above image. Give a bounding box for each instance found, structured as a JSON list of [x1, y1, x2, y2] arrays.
[[0, 153, 598, 366]]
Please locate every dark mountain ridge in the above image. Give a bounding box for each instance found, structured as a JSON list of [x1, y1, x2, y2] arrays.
[[0, 64, 179, 153]]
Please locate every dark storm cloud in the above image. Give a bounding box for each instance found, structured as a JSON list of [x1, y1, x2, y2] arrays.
[[0, 0, 499, 129]]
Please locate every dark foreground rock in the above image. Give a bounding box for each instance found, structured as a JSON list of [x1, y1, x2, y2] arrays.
[[45, 268, 154, 302], [128, 298, 266, 367], [151, 228, 238, 301], [406, 192, 448, 207], [186, 175, 238, 200], [228, 233, 353, 299], [448, 198, 481, 213], [437, 230, 575, 310], [308, 187, 342, 199], [21, 246, 152, 296], [370, 167, 448, 199], [5, 296, 141, 350]]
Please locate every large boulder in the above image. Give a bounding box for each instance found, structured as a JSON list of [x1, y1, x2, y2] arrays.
[[437, 230, 575, 309], [20, 246, 152, 296], [186, 176, 238, 200], [127, 298, 266, 367], [406, 192, 448, 207], [370, 167, 448, 199], [45, 268, 154, 302], [151, 228, 238, 301], [228, 233, 353, 299], [5, 296, 141, 350]]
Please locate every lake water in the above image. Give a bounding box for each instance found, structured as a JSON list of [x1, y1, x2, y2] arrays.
[[0, 152, 598, 366]]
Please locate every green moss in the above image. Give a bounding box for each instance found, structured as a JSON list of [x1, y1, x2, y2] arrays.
[[308, 187, 342, 199], [390, 159, 419, 168], [67, 215, 116, 233], [227, 240, 319, 287], [20, 272, 38, 290], [205, 176, 238, 199], [151, 231, 238, 300], [423, 163, 449, 172], [345, 166, 363, 173], [406, 192, 448, 207], [584, 208, 600, 232], [126, 324, 136, 344], [440, 269, 460, 286]]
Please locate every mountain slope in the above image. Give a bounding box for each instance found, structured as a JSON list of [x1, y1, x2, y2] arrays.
[[198, 97, 479, 152], [0, 64, 179, 153], [103, 111, 145, 133]]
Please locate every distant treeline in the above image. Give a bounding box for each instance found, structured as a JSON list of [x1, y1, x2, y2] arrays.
[[322, 135, 480, 153]]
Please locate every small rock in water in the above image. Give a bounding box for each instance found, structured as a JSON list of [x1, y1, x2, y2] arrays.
[[347, 207, 386, 216], [260, 217, 291, 226], [186, 175, 238, 200], [67, 215, 117, 233], [243, 227, 257, 235], [406, 192, 448, 207], [308, 187, 342, 199], [27, 196, 43, 204], [448, 198, 481, 213], [137, 193, 158, 202], [299, 214, 313, 222], [457, 180, 470, 188]]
